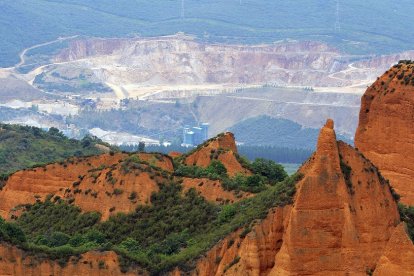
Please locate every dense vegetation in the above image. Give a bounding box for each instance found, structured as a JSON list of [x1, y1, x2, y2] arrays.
[[2, 0, 414, 67], [0, 173, 301, 274], [0, 124, 110, 176]]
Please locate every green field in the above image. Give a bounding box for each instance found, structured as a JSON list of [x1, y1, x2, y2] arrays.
[[1, 0, 414, 67]]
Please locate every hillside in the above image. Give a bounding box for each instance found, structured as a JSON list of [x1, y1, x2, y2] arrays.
[[2, 0, 414, 67], [0, 124, 111, 176], [1, 119, 413, 275], [0, 131, 290, 274]]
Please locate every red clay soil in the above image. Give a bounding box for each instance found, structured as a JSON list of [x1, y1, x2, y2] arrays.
[[184, 132, 251, 176], [169, 151, 182, 158], [355, 62, 414, 205], [181, 177, 251, 204], [0, 243, 143, 276], [0, 152, 174, 220]]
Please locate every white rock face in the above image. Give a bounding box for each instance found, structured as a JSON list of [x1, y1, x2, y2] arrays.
[[51, 35, 414, 99]]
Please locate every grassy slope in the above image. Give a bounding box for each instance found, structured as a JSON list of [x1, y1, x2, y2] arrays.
[[0, 124, 108, 176], [2, 0, 414, 66]]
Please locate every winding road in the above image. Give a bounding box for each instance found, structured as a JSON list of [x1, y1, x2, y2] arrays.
[[13, 35, 79, 70]]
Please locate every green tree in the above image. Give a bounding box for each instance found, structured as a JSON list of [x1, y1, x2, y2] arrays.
[[207, 160, 227, 177], [251, 158, 287, 184], [138, 142, 146, 152]]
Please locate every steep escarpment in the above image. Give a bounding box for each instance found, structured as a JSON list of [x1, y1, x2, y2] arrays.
[[271, 120, 400, 275], [0, 243, 140, 276], [355, 60, 414, 205], [190, 206, 291, 276], [184, 132, 251, 176], [194, 120, 413, 275]]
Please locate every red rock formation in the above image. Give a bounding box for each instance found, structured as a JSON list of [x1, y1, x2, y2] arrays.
[[374, 224, 414, 275], [181, 177, 251, 204], [184, 132, 251, 176], [0, 149, 250, 221], [169, 151, 182, 158], [193, 120, 414, 275], [0, 243, 142, 276], [192, 206, 290, 276], [0, 152, 174, 220], [271, 120, 400, 275], [355, 61, 414, 205]]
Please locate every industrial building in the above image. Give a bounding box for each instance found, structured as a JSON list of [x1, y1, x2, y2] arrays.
[[182, 123, 209, 146]]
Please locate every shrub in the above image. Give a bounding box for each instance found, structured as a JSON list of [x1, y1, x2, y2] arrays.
[[0, 218, 26, 244], [113, 188, 123, 196], [128, 191, 137, 201], [98, 260, 106, 269], [250, 158, 287, 184]]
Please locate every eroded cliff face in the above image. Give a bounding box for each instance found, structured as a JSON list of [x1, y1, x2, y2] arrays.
[[0, 145, 248, 221], [355, 61, 414, 205], [374, 224, 414, 275], [0, 243, 141, 276], [0, 152, 175, 220], [271, 120, 400, 275], [184, 132, 251, 176], [193, 120, 413, 276], [192, 206, 291, 276], [182, 177, 250, 204]]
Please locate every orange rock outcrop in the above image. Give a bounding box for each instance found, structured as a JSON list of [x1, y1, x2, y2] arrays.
[[0, 243, 142, 276], [0, 148, 249, 221], [184, 132, 251, 176], [0, 152, 174, 220], [355, 61, 414, 205], [192, 206, 290, 276], [181, 177, 251, 204], [374, 224, 414, 275], [192, 120, 414, 275]]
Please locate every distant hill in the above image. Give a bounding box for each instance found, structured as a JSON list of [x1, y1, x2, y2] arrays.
[[229, 116, 352, 149], [2, 0, 414, 67], [0, 124, 111, 176]]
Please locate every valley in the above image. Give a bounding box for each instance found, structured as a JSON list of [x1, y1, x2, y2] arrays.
[[1, 35, 413, 152]]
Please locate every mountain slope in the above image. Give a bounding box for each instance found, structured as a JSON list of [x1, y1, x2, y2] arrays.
[[0, 124, 110, 176], [2, 0, 414, 67]]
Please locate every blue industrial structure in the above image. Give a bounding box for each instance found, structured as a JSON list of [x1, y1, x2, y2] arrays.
[[182, 123, 209, 146]]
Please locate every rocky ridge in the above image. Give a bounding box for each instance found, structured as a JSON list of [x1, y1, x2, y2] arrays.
[[190, 120, 413, 275], [184, 132, 251, 176], [355, 60, 414, 205]]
